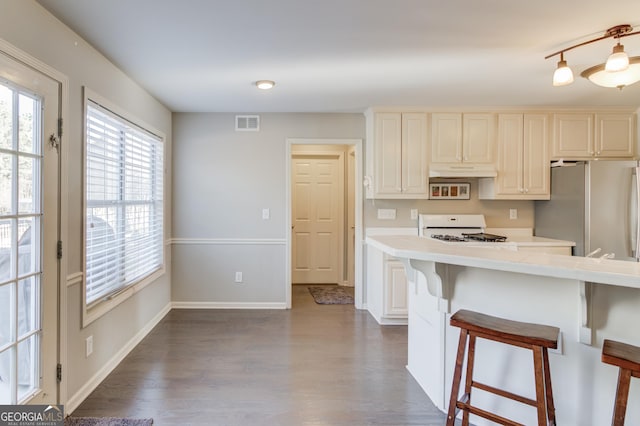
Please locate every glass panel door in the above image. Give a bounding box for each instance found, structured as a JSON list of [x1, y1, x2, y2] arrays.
[[0, 51, 60, 404]]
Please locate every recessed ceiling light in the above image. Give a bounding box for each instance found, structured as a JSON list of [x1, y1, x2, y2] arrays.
[[256, 80, 275, 90]]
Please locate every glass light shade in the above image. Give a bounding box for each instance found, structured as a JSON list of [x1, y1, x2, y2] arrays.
[[581, 57, 640, 89], [553, 60, 574, 86], [256, 80, 275, 90], [605, 44, 629, 72]]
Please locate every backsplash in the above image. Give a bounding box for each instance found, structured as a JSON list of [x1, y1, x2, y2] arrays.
[[364, 179, 534, 229]]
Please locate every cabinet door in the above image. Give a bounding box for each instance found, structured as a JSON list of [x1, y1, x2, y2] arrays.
[[496, 114, 524, 195], [491, 114, 549, 200], [384, 260, 408, 317], [431, 113, 462, 163], [374, 113, 403, 195], [595, 113, 636, 158], [463, 113, 495, 163], [552, 113, 593, 158], [402, 113, 429, 195], [523, 114, 550, 197]]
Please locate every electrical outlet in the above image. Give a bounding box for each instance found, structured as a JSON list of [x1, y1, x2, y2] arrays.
[[235, 272, 243, 283], [86, 335, 93, 357], [509, 208, 518, 220], [262, 208, 270, 219], [377, 208, 396, 220], [410, 209, 418, 220]]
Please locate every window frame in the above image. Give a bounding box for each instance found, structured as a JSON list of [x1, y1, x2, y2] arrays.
[[82, 87, 166, 326]]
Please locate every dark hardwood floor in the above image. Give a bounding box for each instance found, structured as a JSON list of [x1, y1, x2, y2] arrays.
[[70, 285, 448, 425]]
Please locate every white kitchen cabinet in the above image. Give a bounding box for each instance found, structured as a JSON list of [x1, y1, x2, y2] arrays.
[[552, 112, 636, 159], [479, 114, 549, 200], [384, 259, 408, 318], [366, 111, 429, 199], [431, 113, 496, 165], [365, 229, 413, 325]]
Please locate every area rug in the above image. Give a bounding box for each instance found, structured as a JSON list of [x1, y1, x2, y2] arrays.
[[308, 285, 354, 304], [64, 418, 153, 426]]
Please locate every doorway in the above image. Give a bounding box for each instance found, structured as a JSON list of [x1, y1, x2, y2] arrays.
[[286, 139, 363, 309], [0, 46, 63, 405]]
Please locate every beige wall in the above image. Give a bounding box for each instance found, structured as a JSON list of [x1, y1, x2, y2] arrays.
[[0, 0, 173, 405], [171, 113, 364, 304]]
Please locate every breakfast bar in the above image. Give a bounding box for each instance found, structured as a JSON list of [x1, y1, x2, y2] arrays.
[[366, 234, 640, 426]]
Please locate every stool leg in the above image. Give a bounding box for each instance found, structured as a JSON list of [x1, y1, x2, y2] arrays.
[[462, 334, 477, 426], [532, 346, 547, 426], [612, 368, 632, 426], [447, 328, 469, 426], [542, 348, 556, 425]]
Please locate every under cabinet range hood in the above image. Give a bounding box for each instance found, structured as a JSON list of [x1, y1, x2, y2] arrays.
[[428, 164, 497, 178]]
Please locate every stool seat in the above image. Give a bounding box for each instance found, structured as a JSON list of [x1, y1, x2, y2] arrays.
[[447, 309, 559, 426], [602, 339, 640, 425], [602, 339, 640, 375], [451, 310, 559, 349]]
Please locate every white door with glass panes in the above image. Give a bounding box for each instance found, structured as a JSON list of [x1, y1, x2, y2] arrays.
[[292, 154, 344, 284], [0, 51, 60, 404]]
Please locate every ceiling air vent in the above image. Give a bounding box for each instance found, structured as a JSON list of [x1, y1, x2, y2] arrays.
[[235, 115, 260, 131]]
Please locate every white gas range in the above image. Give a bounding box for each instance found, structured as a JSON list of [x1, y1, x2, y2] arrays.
[[418, 214, 508, 243]]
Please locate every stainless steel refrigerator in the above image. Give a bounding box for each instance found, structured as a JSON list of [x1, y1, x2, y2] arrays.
[[534, 160, 640, 261]]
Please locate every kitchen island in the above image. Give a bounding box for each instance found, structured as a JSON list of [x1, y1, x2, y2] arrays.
[[366, 234, 640, 426]]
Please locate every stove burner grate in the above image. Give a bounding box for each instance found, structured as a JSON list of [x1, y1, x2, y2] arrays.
[[431, 234, 468, 242]]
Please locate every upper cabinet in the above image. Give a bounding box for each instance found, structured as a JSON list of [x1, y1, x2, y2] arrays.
[[552, 113, 636, 159], [366, 111, 429, 199], [431, 113, 496, 165], [479, 114, 549, 200], [365, 107, 636, 200]]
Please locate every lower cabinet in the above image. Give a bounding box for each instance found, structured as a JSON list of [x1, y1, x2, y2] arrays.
[[366, 244, 408, 325], [384, 259, 409, 319]]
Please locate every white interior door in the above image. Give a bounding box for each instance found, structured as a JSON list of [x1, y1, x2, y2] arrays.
[[0, 51, 60, 404], [292, 154, 344, 284]]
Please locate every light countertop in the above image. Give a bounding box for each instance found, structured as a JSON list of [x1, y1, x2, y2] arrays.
[[366, 234, 640, 289]]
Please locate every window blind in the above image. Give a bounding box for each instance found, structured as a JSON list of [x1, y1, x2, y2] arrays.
[[85, 101, 163, 305]]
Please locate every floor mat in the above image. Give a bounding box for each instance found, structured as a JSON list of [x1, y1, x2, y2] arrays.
[[307, 285, 354, 304]]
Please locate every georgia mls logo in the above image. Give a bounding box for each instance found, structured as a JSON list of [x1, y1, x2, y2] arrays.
[[0, 404, 64, 426]]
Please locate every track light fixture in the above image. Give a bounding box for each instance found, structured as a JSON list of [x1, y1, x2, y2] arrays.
[[545, 24, 640, 90]]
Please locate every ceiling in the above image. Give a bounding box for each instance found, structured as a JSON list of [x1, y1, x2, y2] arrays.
[[36, 0, 640, 113]]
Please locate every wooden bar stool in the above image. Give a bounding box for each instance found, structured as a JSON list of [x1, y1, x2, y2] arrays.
[[446, 309, 559, 426], [602, 339, 640, 426]]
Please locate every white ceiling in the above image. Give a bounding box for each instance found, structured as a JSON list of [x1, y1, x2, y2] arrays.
[[36, 0, 640, 113]]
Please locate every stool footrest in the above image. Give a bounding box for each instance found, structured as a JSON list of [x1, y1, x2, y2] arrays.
[[456, 400, 525, 426], [472, 380, 538, 407]]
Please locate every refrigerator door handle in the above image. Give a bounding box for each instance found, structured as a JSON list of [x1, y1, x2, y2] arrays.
[[632, 166, 640, 261]]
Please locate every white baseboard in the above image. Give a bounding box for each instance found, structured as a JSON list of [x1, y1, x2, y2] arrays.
[[171, 301, 287, 309], [65, 302, 172, 414]]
